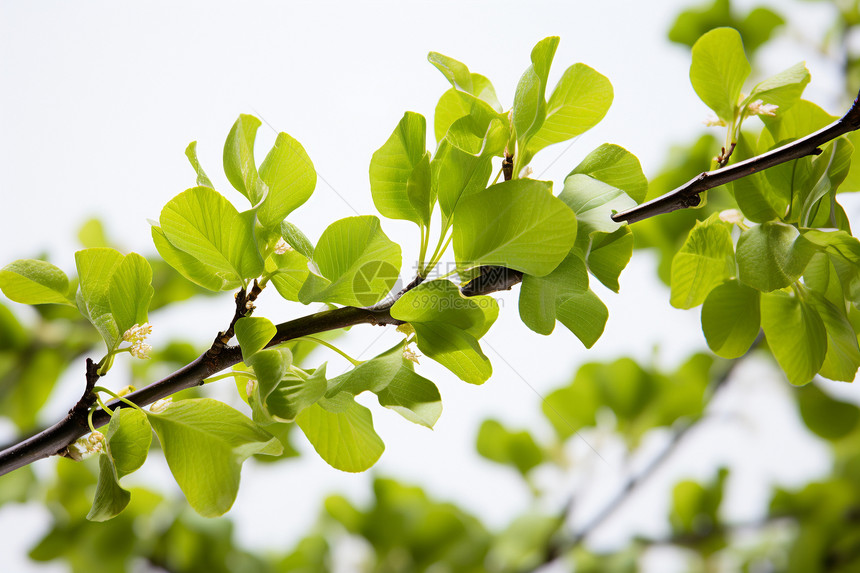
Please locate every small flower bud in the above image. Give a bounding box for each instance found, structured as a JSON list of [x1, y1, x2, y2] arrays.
[[402, 347, 420, 365], [150, 397, 172, 414], [274, 238, 291, 255], [719, 209, 744, 225], [746, 100, 778, 118], [129, 342, 152, 360], [246, 379, 256, 398], [703, 115, 726, 127], [117, 385, 136, 398]]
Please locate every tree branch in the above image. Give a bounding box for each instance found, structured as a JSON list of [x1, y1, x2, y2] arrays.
[[612, 91, 860, 224]]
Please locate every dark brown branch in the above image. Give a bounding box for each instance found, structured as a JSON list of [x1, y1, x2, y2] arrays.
[[612, 90, 860, 224]]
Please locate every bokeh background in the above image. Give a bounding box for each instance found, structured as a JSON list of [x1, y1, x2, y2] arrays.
[[1, 0, 859, 571]]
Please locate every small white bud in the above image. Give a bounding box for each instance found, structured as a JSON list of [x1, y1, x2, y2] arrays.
[[719, 209, 745, 225], [402, 347, 420, 365], [746, 100, 778, 117], [519, 166, 533, 179], [245, 379, 256, 398], [129, 341, 152, 360], [123, 323, 152, 343], [150, 397, 172, 414], [274, 238, 291, 255], [703, 115, 726, 127]]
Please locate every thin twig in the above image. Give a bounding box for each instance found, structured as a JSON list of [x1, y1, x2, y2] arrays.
[[612, 90, 860, 224]]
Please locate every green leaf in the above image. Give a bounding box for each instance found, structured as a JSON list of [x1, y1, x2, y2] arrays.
[[587, 227, 634, 292], [369, 112, 431, 226], [668, 0, 784, 55], [476, 419, 544, 475], [728, 132, 785, 222], [432, 118, 504, 221], [761, 290, 827, 385], [690, 27, 751, 123], [326, 342, 442, 428], [391, 280, 497, 384], [736, 221, 819, 292], [743, 62, 810, 113], [428, 52, 474, 93], [298, 216, 401, 307], [701, 279, 761, 358], [160, 187, 264, 281], [234, 316, 277, 361], [267, 249, 310, 302], [108, 253, 153, 335], [453, 179, 577, 277], [280, 221, 315, 260], [147, 398, 282, 517], [151, 225, 238, 292], [75, 248, 124, 348], [261, 363, 326, 423], [568, 144, 648, 204], [256, 132, 317, 229], [527, 64, 613, 155], [512, 36, 559, 154], [807, 292, 860, 382], [670, 214, 736, 309], [184, 141, 214, 188], [223, 114, 263, 204], [519, 251, 608, 347], [87, 408, 152, 522], [0, 259, 74, 306], [296, 400, 384, 472], [559, 174, 634, 237], [796, 383, 860, 441]]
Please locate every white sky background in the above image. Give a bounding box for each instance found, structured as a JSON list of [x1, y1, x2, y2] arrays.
[[0, 1, 857, 571]]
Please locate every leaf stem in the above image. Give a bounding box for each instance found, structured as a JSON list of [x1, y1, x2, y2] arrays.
[[289, 336, 364, 366], [92, 386, 144, 413], [202, 371, 257, 384]]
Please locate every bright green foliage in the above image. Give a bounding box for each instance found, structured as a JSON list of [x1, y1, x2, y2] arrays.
[[559, 175, 632, 237], [184, 141, 214, 188], [256, 132, 317, 229], [670, 468, 728, 553], [526, 64, 613, 155], [75, 248, 154, 351], [327, 342, 442, 428], [391, 280, 498, 384], [701, 279, 761, 358], [519, 251, 608, 346], [761, 290, 827, 385], [296, 399, 385, 472], [234, 316, 277, 361], [512, 36, 559, 167], [488, 513, 561, 572], [159, 187, 263, 283], [0, 259, 75, 306], [568, 143, 648, 204], [88, 407, 152, 522], [147, 398, 282, 517], [476, 419, 544, 476], [223, 114, 264, 204], [370, 112, 432, 226], [670, 214, 736, 309], [690, 28, 751, 123], [298, 216, 401, 306], [810, 292, 860, 382], [266, 249, 310, 302], [280, 220, 315, 260], [151, 225, 239, 292], [453, 179, 577, 277], [742, 62, 810, 113], [736, 221, 818, 292]]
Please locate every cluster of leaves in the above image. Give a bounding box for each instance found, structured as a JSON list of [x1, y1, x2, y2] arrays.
[[657, 27, 860, 385]]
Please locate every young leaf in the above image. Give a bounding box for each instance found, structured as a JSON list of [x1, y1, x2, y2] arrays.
[[87, 408, 152, 522], [568, 144, 648, 204], [267, 249, 311, 302], [701, 279, 761, 358], [690, 27, 751, 123], [257, 132, 317, 229], [296, 399, 384, 472], [75, 248, 125, 347], [223, 114, 263, 204], [453, 179, 577, 277], [0, 259, 75, 306], [742, 62, 810, 114], [280, 221, 316, 260], [159, 187, 264, 282], [761, 290, 827, 386], [808, 292, 860, 382], [391, 281, 497, 384], [326, 342, 442, 428], [587, 227, 634, 292], [151, 225, 238, 292], [234, 316, 277, 361], [147, 398, 282, 517], [670, 214, 735, 309], [527, 64, 613, 156], [519, 251, 608, 347], [108, 253, 154, 335], [184, 141, 214, 188], [476, 419, 544, 476], [559, 175, 634, 238], [369, 112, 431, 226], [298, 216, 401, 307], [262, 364, 326, 423], [512, 36, 559, 154], [736, 221, 819, 292]]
